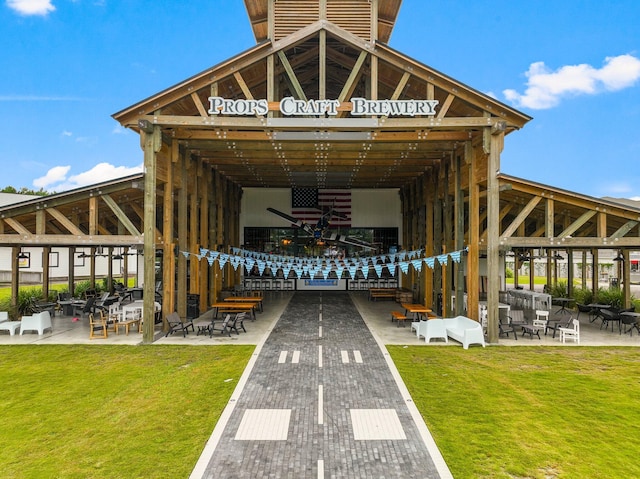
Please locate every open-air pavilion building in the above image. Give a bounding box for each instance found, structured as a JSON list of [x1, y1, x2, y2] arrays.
[[2, 0, 640, 344]]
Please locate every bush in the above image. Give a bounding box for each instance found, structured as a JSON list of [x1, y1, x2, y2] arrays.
[[572, 287, 593, 305], [73, 280, 93, 298], [548, 280, 568, 298], [17, 287, 44, 317], [505, 268, 513, 279], [595, 287, 625, 309]]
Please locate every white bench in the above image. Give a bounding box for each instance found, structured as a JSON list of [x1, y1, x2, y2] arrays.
[[442, 316, 485, 349]]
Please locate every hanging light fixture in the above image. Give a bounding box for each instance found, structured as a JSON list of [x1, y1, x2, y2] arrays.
[[613, 250, 625, 262], [17, 248, 29, 259]]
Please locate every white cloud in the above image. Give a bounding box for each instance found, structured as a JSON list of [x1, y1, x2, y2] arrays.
[[111, 125, 128, 135], [6, 0, 55, 16], [33, 165, 70, 188], [33, 162, 143, 191], [504, 54, 640, 109]]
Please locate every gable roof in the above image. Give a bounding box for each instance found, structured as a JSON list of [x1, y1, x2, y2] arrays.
[[113, 21, 530, 190]]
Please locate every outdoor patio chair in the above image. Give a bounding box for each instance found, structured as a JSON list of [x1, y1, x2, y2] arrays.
[[533, 310, 550, 329], [620, 313, 638, 336], [545, 315, 573, 338], [508, 309, 527, 328], [209, 314, 233, 337], [164, 312, 193, 337], [73, 296, 95, 319], [89, 312, 108, 339], [229, 312, 247, 335], [0, 311, 22, 336], [575, 303, 593, 321], [20, 311, 53, 335], [599, 308, 622, 333], [498, 317, 517, 340], [559, 318, 580, 344]]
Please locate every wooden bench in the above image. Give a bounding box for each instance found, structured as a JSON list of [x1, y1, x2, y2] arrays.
[[369, 288, 397, 301], [391, 310, 407, 327]]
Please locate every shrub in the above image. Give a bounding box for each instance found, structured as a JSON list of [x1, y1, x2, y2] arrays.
[[17, 287, 44, 317], [595, 287, 626, 309], [73, 280, 93, 298], [505, 267, 513, 279], [572, 287, 593, 305], [548, 280, 568, 298]]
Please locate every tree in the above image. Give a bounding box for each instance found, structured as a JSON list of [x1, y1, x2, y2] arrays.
[[0, 186, 51, 196]]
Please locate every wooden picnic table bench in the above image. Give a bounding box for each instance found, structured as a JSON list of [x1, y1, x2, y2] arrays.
[[224, 296, 264, 312], [368, 288, 397, 301]]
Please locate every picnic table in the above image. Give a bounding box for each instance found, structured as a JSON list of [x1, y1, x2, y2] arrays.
[[223, 296, 264, 312], [211, 302, 257, 320], [401, 303, 432, 320]]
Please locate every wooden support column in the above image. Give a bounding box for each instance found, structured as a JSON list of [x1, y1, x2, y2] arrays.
[[454, 153, 465, 315], [162, 141, 177, 320], [433, 171, 443, 315], [467, 142, 479, 321], [189, 158, 200, 294], [199, 165, 210, 313], [142, 123, 161, 343], [209, 171, 218, 302], [485, 126, 504, 343], [546, 198, 554, 292], [442, 162, 452, 315], [581, 250, 588, 290], [11, 246, 20, 316], [423, 174, 434, 310], [623, 249, 631, 307], [42, 246, 51, 298], [68, 246, 75, 296], [591, 249, 599, 294], [567, 249, 574, 297], [177, 147, 188, 320]]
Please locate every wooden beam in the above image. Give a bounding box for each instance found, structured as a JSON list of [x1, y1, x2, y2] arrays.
[[558, 210, 597, 238], [338, 50, 368, 103], [610, 220, 639, 239], [101, 194, 142, 237], [277, 50, 308, 101], [190, 92, 208, 117], [46, 208, 84, 235], [4, 218, 31, 235], [0, 234, 142, 246], [500, 196, 542, 238]]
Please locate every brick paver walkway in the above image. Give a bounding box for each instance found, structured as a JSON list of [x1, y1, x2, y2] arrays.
[[193, 291, 448, 478]]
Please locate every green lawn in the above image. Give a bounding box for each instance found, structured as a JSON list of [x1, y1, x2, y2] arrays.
[[389, 346, 640, 479], [2, 345, 638, 478], [0, 345, 253, 479]]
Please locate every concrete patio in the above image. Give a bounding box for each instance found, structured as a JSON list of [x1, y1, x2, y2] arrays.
[[1, 290, 638, 347]]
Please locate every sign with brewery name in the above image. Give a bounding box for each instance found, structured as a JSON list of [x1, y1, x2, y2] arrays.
[[207, 96, 439, 117]]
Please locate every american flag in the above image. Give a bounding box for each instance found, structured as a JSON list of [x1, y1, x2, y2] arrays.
[[292, 188, 351, 227]]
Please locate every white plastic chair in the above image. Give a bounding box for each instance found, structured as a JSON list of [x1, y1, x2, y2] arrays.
[[559, 319, 580, 344], [533, 310, 549, 328], [20, 311, 53, 335]]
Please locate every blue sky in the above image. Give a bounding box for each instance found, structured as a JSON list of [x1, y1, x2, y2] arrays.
[[1, 0, 639, 200]]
